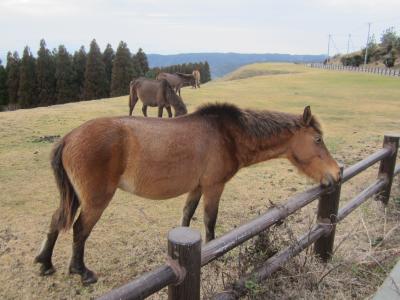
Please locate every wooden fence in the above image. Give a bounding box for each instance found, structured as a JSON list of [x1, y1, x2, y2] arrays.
[[98, 134, 400, 300], [309, 63, 400, 77]]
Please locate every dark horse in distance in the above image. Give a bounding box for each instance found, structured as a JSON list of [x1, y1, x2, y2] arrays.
[[129, 77, 187, 117], [156, 72, 195, 96], [35, 103, 340, 284]]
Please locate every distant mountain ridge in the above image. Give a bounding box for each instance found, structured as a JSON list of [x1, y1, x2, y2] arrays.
[[147, 52, 325, 78]]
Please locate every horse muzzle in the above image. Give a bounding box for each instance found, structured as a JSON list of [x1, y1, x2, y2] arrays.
[[321, 172, 340, 188]]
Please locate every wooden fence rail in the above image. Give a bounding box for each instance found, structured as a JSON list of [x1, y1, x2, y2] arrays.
[[98, 134, 399, 300], [308, 63, 400, 77]]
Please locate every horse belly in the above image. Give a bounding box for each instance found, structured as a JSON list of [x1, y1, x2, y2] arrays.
[[118, 164, 201, 200]]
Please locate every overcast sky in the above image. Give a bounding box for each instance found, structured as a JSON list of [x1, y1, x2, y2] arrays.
[[1, 0, 399, 60]]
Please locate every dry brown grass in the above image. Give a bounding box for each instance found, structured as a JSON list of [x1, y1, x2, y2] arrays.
[[0, 63, 399, 299]]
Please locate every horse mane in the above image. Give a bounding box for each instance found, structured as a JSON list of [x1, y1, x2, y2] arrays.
[[194, 103, 322, 137]]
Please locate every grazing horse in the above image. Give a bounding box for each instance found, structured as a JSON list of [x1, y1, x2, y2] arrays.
[[192, 70, 201, 88], [35, 103, 340, 285], [156, 72, 195, 96], [129, 77, 187, 117]]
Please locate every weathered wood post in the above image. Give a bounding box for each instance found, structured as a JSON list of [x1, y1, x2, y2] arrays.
[[377, 134, 400, 205], [168, 227, 201, 300], [314, 166, 344, 261]]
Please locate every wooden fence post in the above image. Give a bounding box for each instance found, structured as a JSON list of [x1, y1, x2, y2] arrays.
[[377, 134, 400, 205], [168, 227, 201, 300], [314, 166, 344, 261]]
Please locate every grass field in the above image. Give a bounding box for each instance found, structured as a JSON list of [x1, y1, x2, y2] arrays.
[[1, 63, 400, 299]]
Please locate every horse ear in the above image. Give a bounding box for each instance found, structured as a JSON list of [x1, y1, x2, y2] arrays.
[[302, 106, 312, 126]]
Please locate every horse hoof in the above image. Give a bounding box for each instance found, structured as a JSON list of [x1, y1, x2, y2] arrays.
[[69, 266, 98, 285], [35, 256, 56, 276], [81, 270, 98, 285], [40, 265, 56, 276]]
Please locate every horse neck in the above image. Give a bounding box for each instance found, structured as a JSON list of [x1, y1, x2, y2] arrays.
[[229, 125, 295, 168]]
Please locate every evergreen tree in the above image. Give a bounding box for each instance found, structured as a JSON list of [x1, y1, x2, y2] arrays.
[[55, 45, 77, 103], [203, 61, 211, 83], [18, 46, 37, 108], [132, 48, 149, 77], [0, 60, 8, 107], [84, 39, 108, 100], [36, 39, 56, 105], [6, 51, 20, 108], [73, 46, 87, 100], [111, 41, 134, 97], [103, 43, 115, 96]]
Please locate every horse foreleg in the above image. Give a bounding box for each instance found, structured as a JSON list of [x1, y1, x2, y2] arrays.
[[202, 184, 225, 242], [181, 187, 202, 227], [69, 206, 107, 285], [142, 105, 148, 117], [158, 106, 163, 118], [166, 107, 173, 118], [34, 208, 62, 276]]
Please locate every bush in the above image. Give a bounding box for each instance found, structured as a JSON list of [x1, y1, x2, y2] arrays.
[[341, 54, 363, 67]]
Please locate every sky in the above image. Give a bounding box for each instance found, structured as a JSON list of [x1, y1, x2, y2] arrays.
[[1, 0, 400, 61]]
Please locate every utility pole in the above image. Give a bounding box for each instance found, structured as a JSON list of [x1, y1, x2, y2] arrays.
[[327, 34, 331, 63], [347, 34, 351, 54], [364, 23, 371, 66]]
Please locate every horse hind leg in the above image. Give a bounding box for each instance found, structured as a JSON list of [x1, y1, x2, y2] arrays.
[[129, 92, 138, 116], [34, 208, 62, 275], [202, 184, 224, 242], [69, 204, 108, 285], [181, 187, 202, 227]]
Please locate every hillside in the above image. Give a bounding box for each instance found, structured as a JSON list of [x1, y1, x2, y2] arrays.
[[147, 52, 326, 78], [328, 28, 400, 69], [1, 63, 400, 299]]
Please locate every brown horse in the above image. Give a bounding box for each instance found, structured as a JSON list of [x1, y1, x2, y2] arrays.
[[156, 72, 195, 96], [129, 77, 187, 117], [35, 104, 340, 284], [192, 70, 201, 88]]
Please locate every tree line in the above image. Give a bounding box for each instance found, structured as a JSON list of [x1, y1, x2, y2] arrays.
[[0, 39, 150, 110], [340, 27, 400, 67], [0, 39, 213, 111], [149, 62, 211, 83]]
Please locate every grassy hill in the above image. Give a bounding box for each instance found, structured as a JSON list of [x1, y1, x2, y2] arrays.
[[1, 63, 400, 299], [147, 53, 326, 78]]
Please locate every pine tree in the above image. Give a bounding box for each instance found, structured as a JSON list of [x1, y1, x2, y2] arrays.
[[84, 39, 108, 100], [203, 61, 211, 83], [55, 45, 77, 103], [73, 46, 87, 100], [18, 46, 37, 108], [0, 60, 8, 107], [36, 39, 56, 105], [6, 51, 20, 108], [111, 41, 134, 97], [132, 48, 149, 77], [103, 44, 115, 96]]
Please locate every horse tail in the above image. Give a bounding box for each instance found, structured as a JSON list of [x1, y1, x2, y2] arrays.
[[51, 140, 80, 231]]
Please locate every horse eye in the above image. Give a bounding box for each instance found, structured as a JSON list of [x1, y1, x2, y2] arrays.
[[315, 136, 322, 144]]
